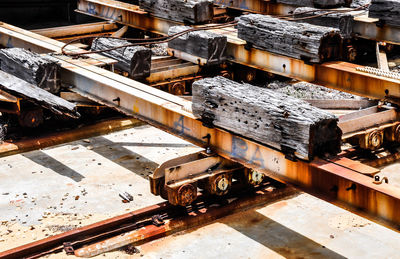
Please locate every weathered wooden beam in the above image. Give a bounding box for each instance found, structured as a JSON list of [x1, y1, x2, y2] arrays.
[[351, 0, 371, 7], [0, 48, 61, 93], [237, 14, 342, 63], [91, 38, 152, 79], [276, 0, 347, 8], [369, 0, 400, 27], [0, 70, 79, 118], [139, 0, 214, 24], [293, 7, 355, 38], [192, 76, 342, 161], [168, 26, 227, 65]]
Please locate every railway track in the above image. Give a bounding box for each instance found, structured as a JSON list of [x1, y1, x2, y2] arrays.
[[0, 0, 400, 257], [0, 179, 296, 258]]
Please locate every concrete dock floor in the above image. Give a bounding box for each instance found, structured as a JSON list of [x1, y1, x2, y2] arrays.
[[0, 124, 399, 258]]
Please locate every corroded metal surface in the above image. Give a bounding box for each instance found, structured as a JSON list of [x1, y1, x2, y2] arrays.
[[0, 201, 172, 259], [0, 118, 142, 158]]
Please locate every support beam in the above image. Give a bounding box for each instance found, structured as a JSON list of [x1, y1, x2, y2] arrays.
[[376, 42, 390, 71], [76, 0, 180, 35], [352, 16, 400, 45], [31, 21, 118, 39], [111, 25, 128, 38], [0, 22, 116, 67]]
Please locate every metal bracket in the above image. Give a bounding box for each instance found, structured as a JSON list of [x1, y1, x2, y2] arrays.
[[63, 242, 75, 255], [151, 215, 165, 227]]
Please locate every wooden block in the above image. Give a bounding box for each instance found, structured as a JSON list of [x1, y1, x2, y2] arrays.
[[369, 0, 400, 27], [237, 14, 342, 63], [192, 76, 342, 161], [139, 0, 213, 24], [276, 0, 347, 8], [0, 70, 79, 118], [294, 7, 354, 38], [168, 26, 227, 65], [0, 48, 60, 93], [91, 38, 152, 79]]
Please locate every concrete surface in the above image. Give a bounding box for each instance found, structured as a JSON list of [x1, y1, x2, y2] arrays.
[[138, 193, 400, 259], [0, 124, 400, 258], [0, 124, 201, 252]]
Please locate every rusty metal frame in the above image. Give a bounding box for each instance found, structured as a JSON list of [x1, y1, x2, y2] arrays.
[[74, 0, 400, 102], [76, 0, 180, 35], [0, 22, 116, 66], [1, 9, 400, 227], [54, 55, 400, 227]]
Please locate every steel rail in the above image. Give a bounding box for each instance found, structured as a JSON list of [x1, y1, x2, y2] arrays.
[[0, 202, 172, 259], [1, 21, 400, 228], [0, 181, 294, 258]]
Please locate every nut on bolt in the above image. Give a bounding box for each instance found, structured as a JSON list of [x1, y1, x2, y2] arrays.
[[246, 169, 264, 186], [177, 183, 197, 206], [205, 173, 232, 196], [360, 130, 383, 150]]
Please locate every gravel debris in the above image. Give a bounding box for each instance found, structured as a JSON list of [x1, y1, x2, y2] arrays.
[[266, 81, 362, 100], [151, 43, 168, 56]]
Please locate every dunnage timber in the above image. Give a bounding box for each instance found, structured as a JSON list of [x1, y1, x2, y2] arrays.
[[236, 14, 342, 63], [91, 38, 152, 79], [138, 0, 214, 24], [293, 7, 355, 38], [0, 48, 60, 93], [275, 0, 348, 8], [369, 0, 400, 27], [0, 70, 79, 118], [192, 76, 342, 161], [168, 26, 227, 65]]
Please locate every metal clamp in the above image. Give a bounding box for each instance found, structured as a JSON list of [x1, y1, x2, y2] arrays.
[[373, 175, 389, 185], [63, 242, 75, 255]]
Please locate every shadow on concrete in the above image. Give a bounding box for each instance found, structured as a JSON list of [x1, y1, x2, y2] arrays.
[[112, 142, 195, 148], [80, 136, 161, 179], [224, 210, 345, 258], [23, 151, 85, 182]]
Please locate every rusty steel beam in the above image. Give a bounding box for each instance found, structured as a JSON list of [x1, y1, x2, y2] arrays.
[[314, 62, 400, 101], [0, 118, 143, 158], [0, 22, 116, 67], [76, 0, 180, 35], [353, 15, 400, 45], [376, 42, 390, 71], [0, 181, 294, 258], [74, 183, 294, 257], [31, 21, 118, 39], [0, 202, 172, 259]]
